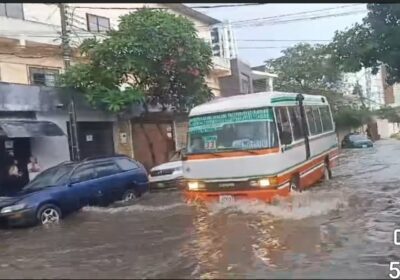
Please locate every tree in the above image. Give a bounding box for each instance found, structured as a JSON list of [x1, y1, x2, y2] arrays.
[[265, 43, 344, 95], [330, 4, 400, 85], [352, 81, 367, 109], [60, 9, 213, 114], [266, 43, 371, 129]]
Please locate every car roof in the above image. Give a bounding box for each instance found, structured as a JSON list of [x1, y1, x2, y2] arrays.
[[56, 155, 133, 168]]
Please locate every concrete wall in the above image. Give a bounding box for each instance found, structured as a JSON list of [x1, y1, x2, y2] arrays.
[[219, 58, 253, 97], [33, 110, 116, 170], [376, 118, 400, 139]]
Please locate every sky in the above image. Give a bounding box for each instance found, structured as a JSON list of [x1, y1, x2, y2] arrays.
[[189, 3, 368, 67]]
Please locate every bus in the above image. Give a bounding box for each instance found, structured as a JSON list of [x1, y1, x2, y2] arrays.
[[182, 91, 339, 203]]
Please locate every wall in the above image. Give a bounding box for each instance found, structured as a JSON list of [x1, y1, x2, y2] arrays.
[[376, 118, 400, 139], [0, 54, 63, 84], [33, 109, 116, 170], [219, 58, 253, 97]]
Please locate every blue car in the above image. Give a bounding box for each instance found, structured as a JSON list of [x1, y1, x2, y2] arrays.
[[0, 155, 148, 227]]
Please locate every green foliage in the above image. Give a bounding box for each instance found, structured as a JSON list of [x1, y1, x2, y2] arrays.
[[334, 108, 372, 129], [59, 9, 213, 113], [330, 4, 400, 84], [265, 43, 344, 94], [377, 106, 400, 123], [266, 43, 373, 129]]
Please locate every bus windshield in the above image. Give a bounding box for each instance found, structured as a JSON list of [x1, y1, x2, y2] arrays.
[[187, 107, 278, 154]]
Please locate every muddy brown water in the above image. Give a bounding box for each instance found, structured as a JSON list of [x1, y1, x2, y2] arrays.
[[1, 139, 400, 279]]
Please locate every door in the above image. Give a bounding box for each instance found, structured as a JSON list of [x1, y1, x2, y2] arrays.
[[67, 122, 115, 160], [69, 163, 99, 209], [131, 122, 175, 171], [92, 160, 126, 204]]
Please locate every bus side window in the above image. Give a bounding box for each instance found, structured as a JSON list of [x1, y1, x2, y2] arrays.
[[288, 106, 304, 140], [312, 107, 323, 134], [305, 106, 317, 135], [319, 106, 334, 132], [275, 107, 293, 145]]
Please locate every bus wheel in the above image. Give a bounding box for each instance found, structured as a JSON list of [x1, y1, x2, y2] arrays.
[[289, 176, 301, 192]]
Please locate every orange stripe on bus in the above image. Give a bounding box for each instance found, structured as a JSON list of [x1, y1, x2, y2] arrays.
[[187, 147, 280, 160]]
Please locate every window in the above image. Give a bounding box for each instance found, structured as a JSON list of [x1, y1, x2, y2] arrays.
[[288, 106, 304, 140], [0, 3, 24, 19], [94, 161, 121, 178], [22, 164, 74, 191], [115, 158, 138, 171], [240, 73, 251, 94], [312, 107, 323, 134], [71, 164, 97, 183], [87, 13, 110, 32], [187, 108, 278, 153], [29, 67, 59, 87], [305, 106, 317, 135], [275, 106, 293, 144], [319, 106, 334, 132], [306, 106, 324, 135]]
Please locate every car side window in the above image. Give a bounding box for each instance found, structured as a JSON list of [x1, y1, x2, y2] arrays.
[[70, 164, 96, 183], [94, 160, 121, 178], [115, 158, 139, 171]]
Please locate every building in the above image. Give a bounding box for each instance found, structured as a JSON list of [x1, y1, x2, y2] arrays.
[[381, 65, 400, 107], [0, 3, 232, 175], [210, 20, 238, 59], [219, 59, 278, 97], [251, 64, 278, 93], [342, 66, 385, 109]]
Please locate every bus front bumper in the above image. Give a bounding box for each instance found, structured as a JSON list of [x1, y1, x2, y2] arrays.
[[183, 187, 290, 203]]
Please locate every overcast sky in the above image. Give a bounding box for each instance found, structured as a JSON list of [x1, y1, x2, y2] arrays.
[[189, 3, 368, 66]]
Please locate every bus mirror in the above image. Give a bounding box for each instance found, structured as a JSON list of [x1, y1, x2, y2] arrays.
[[280, 131, 292, 145]]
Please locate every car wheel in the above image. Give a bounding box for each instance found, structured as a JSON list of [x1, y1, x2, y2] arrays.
[[37, 204, 62, 225], [122, 189, 139, 202], [289, 175, 301, 192], [323, 163, 332, 181]]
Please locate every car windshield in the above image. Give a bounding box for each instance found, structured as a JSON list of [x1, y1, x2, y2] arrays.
[[187, 108, 278, 154], [349, 134, 369, 142], [22, 164, 75, 191]]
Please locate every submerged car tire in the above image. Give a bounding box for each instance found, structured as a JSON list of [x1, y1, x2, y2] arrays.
[[289, 175, 301, 192], [122, 189, 140, 202], [37, 204, 62, 225]]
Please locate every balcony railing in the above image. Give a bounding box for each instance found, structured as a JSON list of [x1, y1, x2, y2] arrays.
[[211, 56, 231, 77]]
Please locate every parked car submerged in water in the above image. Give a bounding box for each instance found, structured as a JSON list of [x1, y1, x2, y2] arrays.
[[0, 155, 148, 227], [341, 133, 373, 149], [148, 149, 185, 190]]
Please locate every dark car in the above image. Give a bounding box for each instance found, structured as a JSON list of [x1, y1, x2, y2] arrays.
[[341, 133, 373, 149], [0, 155, 148, 227]]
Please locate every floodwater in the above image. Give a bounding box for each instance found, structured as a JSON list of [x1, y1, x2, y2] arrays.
[[1, 139, 400, 279]]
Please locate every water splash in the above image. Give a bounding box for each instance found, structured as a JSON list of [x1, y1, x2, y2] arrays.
[[83, 202, 186, 214], [205, 189, 348, 220]]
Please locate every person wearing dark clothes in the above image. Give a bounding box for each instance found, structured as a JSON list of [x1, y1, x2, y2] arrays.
[[4, 159, 23, 196]]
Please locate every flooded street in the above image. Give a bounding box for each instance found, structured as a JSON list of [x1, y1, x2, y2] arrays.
[[1, 139, 400, 279]]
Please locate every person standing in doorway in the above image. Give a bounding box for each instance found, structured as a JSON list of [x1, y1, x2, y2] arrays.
[[27, 156, 41, 181], [6, 159, 23, 195]]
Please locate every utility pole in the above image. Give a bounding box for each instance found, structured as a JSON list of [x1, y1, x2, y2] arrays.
[[59, 3, 80, 161]]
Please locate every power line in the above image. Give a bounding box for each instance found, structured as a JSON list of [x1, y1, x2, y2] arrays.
[[237, 39, 331, 42], [72, 3, 265, 10]]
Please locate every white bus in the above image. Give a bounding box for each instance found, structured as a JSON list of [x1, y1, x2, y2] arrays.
[[183, 91, 339, 203]]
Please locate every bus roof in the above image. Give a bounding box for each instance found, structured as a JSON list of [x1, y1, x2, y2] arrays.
[[189, 91, 329, 117]]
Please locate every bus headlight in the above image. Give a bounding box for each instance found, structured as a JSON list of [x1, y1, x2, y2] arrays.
[[258, 179, 270, 187], [188, 181, 204, 190]]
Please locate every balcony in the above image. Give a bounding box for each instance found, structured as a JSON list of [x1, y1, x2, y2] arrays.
[[211, 56, 231, 77]]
